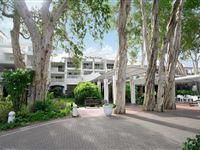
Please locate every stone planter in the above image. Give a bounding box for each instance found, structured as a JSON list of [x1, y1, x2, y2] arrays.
[[103, 104, 113, 116]]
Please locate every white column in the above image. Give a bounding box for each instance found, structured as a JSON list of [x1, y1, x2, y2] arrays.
[[63, 84, 67, 94], [104, 78, 109, 102], [24, 54, 28, 67], [104, 59, 107, 72], [80, 59, 83, 76], [92, 58, 95, 73], [64, 59, 68, 84], [112, 75, 117, 104], [130, 76, 136, 104], [97, 80, 101, 93]]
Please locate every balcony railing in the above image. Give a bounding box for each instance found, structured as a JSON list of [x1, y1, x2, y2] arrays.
[[67, 75, 81, 78], [51, 68, 65, 72], [51, 78, 64, 82], [83, 66, 93, 69], [95, 67, 104, 70]]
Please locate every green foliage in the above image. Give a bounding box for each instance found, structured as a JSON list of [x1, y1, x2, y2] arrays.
[[49, 87, 63, 98], [17, 105, 30, 118], [176, 90, 200, 96], [34, 100, 55, 113], [0, 101, 13, 123], [126, 82, 131, 103], [54, 0, 111, 62], [136, 95, 144, 105], [74, 82, 102, 105], [6, 95, 12, 101], [46, 92, 55, 100], [182, 134, 200, 150], [129, 50, 138, 64], [2, 69, 33, 112], [0, 110, 67, 131], [0, 98, 71, 131], [53, 100, 67, 110]]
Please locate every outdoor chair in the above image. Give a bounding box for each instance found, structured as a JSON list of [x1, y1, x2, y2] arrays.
[[184, 95, 193, 103], [176, 95, 184, 102], [191, 96, 199, 102]]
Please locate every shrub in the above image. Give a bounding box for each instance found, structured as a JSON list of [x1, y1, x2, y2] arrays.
[[176, 90, 200, 96], [46, 92, 55, 100], [2, 69, 33, 112], [49, 86, 64, 98], [182, 134, 200, 150], [74, 82, 102, 105], [34, 100, 54, 112], [17, 105, 30, 118], [53, 100, 67, 110], [126, 82, 131, 103], [0, 101, 13, 123], [136, 95, 144, 105]]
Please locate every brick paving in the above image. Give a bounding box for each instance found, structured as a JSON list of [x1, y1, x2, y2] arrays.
[[0, 104, 199, 150]]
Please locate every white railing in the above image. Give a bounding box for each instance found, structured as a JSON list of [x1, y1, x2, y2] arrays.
[[83, 66, 93, 69], [51, 68, 64, 72], [67, 75, 81, 79], [95, 67, 104, 70], [51, 78, 64, 82]]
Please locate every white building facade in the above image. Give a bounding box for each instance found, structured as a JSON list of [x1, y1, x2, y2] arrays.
[[0, 32, 114, 94]]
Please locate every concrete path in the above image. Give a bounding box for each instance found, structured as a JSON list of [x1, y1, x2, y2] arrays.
[[0, 104, 199, 150]]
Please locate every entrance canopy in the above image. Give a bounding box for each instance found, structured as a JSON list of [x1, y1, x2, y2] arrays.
[[93, 65, 146, 82], [175, 75, 200, 83]]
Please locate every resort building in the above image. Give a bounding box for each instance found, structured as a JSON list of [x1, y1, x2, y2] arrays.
[[0, 31, 114, 95]]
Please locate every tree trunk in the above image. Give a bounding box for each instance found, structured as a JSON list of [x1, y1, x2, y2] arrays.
[[176, 60, 187, 76], [193, 52, 199, 74], [114, 0, 131, 114], [10, 11, 25, 69], [15, 0, 67, 106], [141, 42, 146, 67], [143, 0, 159, 111], [156, 0, 181, 112], [140, 0, 150, 65], [164, 0, 184, 109]]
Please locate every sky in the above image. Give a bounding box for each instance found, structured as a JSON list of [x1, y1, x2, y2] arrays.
[[0, 0, 193, 67]]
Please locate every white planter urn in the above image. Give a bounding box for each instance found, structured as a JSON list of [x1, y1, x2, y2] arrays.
[[103, 105, 113, 116]]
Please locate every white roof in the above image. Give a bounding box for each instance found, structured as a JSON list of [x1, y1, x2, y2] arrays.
[[175, 74, 200, 83]]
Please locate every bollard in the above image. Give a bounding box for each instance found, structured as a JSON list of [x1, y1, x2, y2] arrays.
[[72, 104, 79, 117], [8, 111, 15, 123]]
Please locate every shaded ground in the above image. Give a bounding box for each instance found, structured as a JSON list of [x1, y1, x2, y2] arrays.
[[0, 104, 199, 150]]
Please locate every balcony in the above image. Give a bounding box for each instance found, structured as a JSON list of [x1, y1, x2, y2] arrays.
[[51, 78, 64, 82], [51, 67, 65, 73], [83, 65, 93, 69], [67, 75, 81, 79], [95, 64, 104, 70], [107, 64, 114, 69], [67, 62, 76, 68]]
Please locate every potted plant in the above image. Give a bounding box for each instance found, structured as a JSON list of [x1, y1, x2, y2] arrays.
[[103, 100, 116, 116]]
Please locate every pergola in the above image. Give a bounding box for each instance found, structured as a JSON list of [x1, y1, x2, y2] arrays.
[[93, 65, 147, 104], [175, 74, 200, 83], [93, 65, 200, 104]]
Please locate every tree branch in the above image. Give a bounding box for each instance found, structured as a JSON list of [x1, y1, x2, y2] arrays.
[[15, 0, 40, 43], [19, 32, 30, 39], [41, 0, 52, 23], [51, 0, 68, 26]]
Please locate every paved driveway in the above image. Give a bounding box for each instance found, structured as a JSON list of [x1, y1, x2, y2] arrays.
[[0, 105, 199, 150]]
